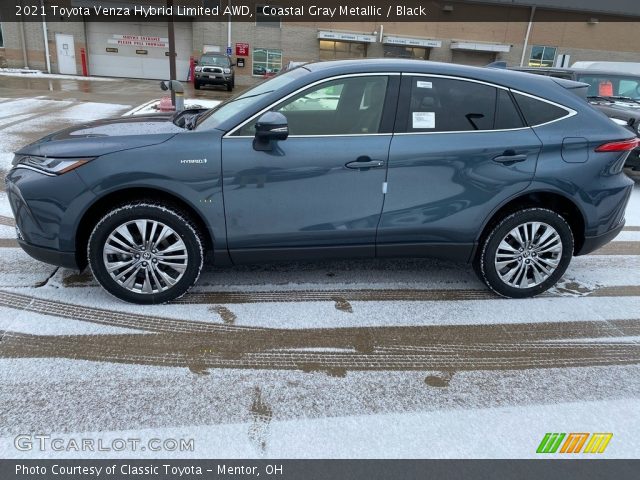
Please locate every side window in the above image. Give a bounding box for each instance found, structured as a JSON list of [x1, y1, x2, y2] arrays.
[[513, 92, 569, 126], [495, 90, 525, 130], [235, 76, 388, 136], [402, 77, 523, 133]]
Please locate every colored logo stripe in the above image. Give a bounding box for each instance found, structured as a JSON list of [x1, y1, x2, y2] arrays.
[[583, 433, 613, 454], [537, 433, 613, 454], [537, 433, 566, 453], [560, 433, 590, 453]]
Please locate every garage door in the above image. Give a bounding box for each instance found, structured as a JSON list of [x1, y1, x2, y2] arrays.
[[86, 22, 192, 81], [451, 50, 496, 67]]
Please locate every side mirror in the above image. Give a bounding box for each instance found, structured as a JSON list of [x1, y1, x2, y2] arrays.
[[193, 60, 199, 65], [253, 112, 289, 151], [230, 62, 236, 67]]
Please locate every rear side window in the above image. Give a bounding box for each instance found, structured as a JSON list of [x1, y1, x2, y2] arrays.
[[400, 77, 524, 133], [495, 90, 526, 130], [513, 92, 570, 126]]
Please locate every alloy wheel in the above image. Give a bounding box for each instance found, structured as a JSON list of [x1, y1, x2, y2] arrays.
[[102, 219, 189, 294], [494, 221, 563, 288]]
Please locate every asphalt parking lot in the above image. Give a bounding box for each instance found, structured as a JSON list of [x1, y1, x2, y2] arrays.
[[0, 77, 639, 458]]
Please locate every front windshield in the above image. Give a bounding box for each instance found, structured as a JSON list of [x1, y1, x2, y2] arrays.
[[196, 67, 310, 130], [577, 74, 640, 100], [200, 55, 230, 67]]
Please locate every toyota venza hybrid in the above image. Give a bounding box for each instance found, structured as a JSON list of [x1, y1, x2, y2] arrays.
[[6, 59, 636, 303]]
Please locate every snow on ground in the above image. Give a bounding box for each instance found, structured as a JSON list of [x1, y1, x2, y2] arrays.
[[0, 93, 638, 459], [0, 68, 116, 82], [0, 97, 130, 172]]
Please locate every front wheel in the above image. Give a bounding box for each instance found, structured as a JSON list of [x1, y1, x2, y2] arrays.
[[476, 208, 574, 298], [88, 202, 204, 304], [194, 80, 201, 90]]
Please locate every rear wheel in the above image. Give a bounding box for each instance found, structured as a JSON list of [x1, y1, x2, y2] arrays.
[[476, 208, 573, 298], [88, 202, 204, 304]]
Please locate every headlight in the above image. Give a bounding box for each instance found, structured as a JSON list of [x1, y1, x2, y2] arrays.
[[223, 68, 231, 74], [12, 155, 94, 175], [195, 66, 202, 72]]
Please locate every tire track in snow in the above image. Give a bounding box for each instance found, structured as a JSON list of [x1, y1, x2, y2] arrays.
[[1, 325, 639, 373]]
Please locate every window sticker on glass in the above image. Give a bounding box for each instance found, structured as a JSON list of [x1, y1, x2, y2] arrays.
[[412, 112, 435, 129], [416, 81, 433, 89]]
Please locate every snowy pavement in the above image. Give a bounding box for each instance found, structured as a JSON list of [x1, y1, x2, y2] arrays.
[[0, 95, 639, 459]]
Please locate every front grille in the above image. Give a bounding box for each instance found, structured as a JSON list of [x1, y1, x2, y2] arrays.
[[203, 67, 223, 73]]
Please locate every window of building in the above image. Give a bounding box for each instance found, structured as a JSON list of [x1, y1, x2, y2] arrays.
[[513, 93, 569, 126], [235, 76, 388, 136], [255, 4, 281, 28], [529, 46, 557, 67], [319, 41, 366, 60], [383, 45, 429, 60], [252, 48, 282, 76], [399, 77, 524, 133], [0, 22, 4, 48]]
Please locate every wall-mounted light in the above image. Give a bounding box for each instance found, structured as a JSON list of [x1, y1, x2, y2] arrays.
[[588, 18, 599, 24], [442, 5, 454, 12]]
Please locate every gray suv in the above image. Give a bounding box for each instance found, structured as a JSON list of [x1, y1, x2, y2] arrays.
[[6, 60, 637, 303], [194, 53, 234, 91]]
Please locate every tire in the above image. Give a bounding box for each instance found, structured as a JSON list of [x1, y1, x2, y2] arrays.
[[88, 202, 204, 304], [476, 208, 574, 298], [194, 80, 201, 90]]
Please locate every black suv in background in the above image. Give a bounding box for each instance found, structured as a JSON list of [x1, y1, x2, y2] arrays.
[[194, 53, 235, 91], [516, 67, 640, 169]]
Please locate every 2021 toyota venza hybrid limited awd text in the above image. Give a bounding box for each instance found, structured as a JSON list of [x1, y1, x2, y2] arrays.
[[6, 60, 637, 303]]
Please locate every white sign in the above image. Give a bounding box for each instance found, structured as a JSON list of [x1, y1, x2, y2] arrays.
[[383, 36, 442, 48], [317, 31, 376, 43], [416, 81, 433, 89], [107, 34, 168, 48], [412, 112, 435, 129]]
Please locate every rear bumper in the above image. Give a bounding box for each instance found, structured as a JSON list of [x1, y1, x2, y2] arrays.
[[575, 219, 625, 256], [18, 239, 79, 270]]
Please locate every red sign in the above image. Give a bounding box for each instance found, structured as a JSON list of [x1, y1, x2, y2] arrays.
[[235, 43, 249, 57]]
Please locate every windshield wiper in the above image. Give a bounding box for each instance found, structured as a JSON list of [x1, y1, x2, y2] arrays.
[[589, 95, 640, 104], [609, 96, 640, 104]]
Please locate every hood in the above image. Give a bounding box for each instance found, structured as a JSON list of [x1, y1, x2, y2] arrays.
[[16, 113, 183, 158]]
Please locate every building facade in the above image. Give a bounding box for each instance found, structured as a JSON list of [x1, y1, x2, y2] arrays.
[[1, 1, 639, 84]]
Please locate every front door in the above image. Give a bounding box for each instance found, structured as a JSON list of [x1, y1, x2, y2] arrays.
[[378, 74, 543, 260], [222, 74, 399, 262], [55, 34, 77, 75]]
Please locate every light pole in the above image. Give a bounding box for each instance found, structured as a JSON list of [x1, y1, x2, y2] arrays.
[[167, 0, 177, 106]]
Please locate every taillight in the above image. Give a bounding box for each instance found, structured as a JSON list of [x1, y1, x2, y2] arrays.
[[595, 138, 640, 152]]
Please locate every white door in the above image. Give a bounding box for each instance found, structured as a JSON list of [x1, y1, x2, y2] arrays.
[[55, 34, 77, 75], [86, 22, 192, 81]]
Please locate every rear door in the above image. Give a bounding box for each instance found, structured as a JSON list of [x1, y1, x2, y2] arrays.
[[377, 74, 543, 260]]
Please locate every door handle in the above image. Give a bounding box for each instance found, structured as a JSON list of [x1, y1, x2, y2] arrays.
[[493, 152, 528, 164], [345, 157, 385, 169]]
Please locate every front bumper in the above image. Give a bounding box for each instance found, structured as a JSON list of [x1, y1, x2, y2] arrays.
[[195, 72, 233, 85], [6, 167, 93, 270], [18, 239, 79, 269]]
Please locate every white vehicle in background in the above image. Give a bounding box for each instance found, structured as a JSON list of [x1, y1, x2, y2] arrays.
[[122, 98, 221, 116], [571, 61, 640, 76]]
